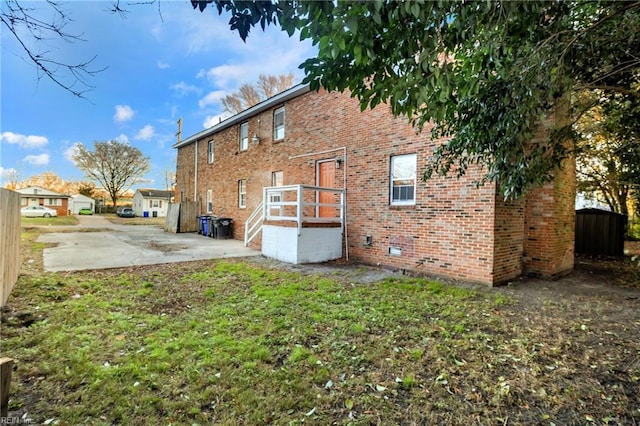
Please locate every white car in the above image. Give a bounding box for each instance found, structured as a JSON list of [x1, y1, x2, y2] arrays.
[[21, 206, 58, 218]]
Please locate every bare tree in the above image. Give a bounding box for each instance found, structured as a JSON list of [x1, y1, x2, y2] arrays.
[[221, 73, 296, 114], [73, 141, 150, 207], [258, 74, 295, 98], [1, 0, 110, 98]]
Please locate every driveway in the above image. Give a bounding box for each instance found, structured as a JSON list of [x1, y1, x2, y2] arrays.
[[38, 215, 260, 272]]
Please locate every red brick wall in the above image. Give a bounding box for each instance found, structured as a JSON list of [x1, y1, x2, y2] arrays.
[[493, 197, 525, 283], [175, 89, 574, 285], [522, 104, 576, 279], [523, 157, 576, 278]]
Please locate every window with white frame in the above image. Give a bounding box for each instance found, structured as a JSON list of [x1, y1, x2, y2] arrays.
[[206, 189, 213, 213], [273, 107, 285, 141], [208, 140, 214, 163], [390, 153, 417, 205], [239, 122, 249, 151], [47, 198, 61, 206], [238, 179, 247, 208], [269, 171, 283, 216]]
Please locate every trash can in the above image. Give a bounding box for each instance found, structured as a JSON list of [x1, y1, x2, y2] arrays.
[[200, 215, 210, 237], [143, 211, 149, 218], [152, 211, 158, 218], [214, 217, 233, 239], [206, 216, 215, 237]]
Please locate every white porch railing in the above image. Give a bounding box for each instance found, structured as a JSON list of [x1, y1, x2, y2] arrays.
[[244, 200, 264, 247], [244, 185, 345, 246]]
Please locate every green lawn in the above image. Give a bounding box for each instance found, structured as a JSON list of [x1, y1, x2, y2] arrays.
[[2, 231, 639, 425], [21, 215, 79, 226]]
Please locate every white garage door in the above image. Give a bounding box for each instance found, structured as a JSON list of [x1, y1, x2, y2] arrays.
[[73, 202, 92, 214]]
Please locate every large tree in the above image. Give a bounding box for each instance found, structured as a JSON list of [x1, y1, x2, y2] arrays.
[[576, 96, 640, 216], [222, 73, 296, 114], [193, 0, 640, 199], [73, 141, 150, 207]]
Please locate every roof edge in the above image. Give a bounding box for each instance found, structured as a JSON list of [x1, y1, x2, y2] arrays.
[[172, 83, 311, 149]]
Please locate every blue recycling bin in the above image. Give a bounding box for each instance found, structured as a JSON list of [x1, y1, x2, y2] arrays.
[[200, 215, 210, 236]]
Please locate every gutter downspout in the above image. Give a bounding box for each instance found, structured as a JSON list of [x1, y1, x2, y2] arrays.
[[288, 147, 349, 261], [194, 140, 198, 203]]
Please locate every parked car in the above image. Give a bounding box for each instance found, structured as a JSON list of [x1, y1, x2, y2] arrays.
[[119, 208, 135, 218], [21, 206, 58, 218], [116, 206, 125, 216], [78, 208, 93, 215]]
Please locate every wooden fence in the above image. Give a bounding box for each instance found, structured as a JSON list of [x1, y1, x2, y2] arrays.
[[1, 188, 21, 307], [575, 208, 627, 257], [164, 201, 199, 233]]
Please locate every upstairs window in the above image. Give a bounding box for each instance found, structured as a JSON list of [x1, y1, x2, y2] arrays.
[[207, 140, 214, 163], [239, 122, 249, 151], [390, 154, 417, 205], [273, 107, 285, 141]]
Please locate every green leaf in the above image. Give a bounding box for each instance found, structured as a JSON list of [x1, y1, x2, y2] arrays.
[[354, 44, 362, 63]]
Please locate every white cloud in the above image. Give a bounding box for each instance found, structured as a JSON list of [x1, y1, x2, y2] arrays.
[[179, 14, 238, 54], [64, 143, 82, 163], [114, 134, 130, 144], [198, 90, 226, 108], [0, 131, 48, 148], [202, 64, 254, 89], [135, 125, 155, 141], [157, 61, 170, 69], [164, 7, 314, 96], [24, 153, 50, 166], [203, 112, 232, 129], [114, 105, 135, 123], [171, 81, 201, 97]]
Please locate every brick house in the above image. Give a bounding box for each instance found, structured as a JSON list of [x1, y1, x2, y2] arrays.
[[16, 186, 71, 216], [173, 85, 575, 286]]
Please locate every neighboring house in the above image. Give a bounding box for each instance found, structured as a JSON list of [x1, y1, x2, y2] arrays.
[[173, 84, 575, 286], [16, 186, 70, 216], [70, 194, 95, 214], [132, 189, 173, 218]]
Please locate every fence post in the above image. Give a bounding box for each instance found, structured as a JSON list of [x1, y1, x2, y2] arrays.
[[1, 357, 14, 418], [297, 185, 303, 235]]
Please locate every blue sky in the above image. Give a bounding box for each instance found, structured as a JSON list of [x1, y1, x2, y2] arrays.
[[1, 1, 314, 191]]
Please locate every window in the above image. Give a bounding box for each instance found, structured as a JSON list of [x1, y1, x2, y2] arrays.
[[269, 171, 284, 216], [208, 140, 214, 163], [273, 107, 285, 141], [238, 179, 247, 208], [206, 189, 213, 213], [152, 200, 159, 208], [390, 154, 417, 205], [271, 171, 283, 187], [239, 122, 249, 151], [47, 198, 61, 206]]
